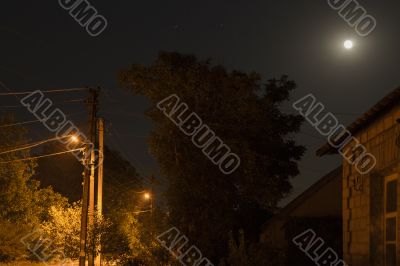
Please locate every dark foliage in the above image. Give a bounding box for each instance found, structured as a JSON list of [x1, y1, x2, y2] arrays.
[[119, 52, 305, 261]]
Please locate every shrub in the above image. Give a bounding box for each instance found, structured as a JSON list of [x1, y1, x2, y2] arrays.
[[0, 219, 30, 262]]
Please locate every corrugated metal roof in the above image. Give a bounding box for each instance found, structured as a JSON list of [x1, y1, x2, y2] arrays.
[[316, 87, 400, 156]]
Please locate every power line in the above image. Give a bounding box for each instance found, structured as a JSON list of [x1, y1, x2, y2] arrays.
[[0, 80, 51, 144], [0, 88, 89, 96], [0, 148, 83, 163], [0, 136, 72, 155], [0, 111, 87, 128], [0, 99, 87, 109], [0, 118, 42, 128]]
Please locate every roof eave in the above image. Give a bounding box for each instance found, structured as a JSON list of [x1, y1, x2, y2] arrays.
[[316, 87, 400, 157]]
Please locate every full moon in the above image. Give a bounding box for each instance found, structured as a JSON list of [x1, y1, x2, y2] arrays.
[[344, 40, 353, 49]]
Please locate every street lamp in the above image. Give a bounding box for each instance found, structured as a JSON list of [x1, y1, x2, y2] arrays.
[[69, 135, 80, 143], [142, 191, 154, 236], [143, 192, 151, 200]]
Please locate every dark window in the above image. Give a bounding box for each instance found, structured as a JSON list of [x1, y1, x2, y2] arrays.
[[385, 176, 398, 266], [386, 244, 396, 266], [386, 180, 397, 213], [386, 218, 396, 241]]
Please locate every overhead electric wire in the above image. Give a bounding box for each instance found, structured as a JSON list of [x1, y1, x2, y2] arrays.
[[0, 98, 87, 109], [0, 148, 83, 163], [0, 80, 49, 144], [0, 118, 41, 128], [0, 88, 89, 96], [0, 136, 72, 155], [0, 111, 87, 128]]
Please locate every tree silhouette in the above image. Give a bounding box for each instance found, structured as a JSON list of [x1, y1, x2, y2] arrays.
[[119, 51, 306, 261]]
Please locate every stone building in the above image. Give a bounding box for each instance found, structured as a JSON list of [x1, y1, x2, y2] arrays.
[[317, 87, 400, 265]]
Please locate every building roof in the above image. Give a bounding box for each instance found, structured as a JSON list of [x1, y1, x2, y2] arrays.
[[317, 87, 400, 156], [262, 166, 342, 229]]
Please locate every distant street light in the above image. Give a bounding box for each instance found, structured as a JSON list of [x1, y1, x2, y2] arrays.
[[143, 192, 151, 200]]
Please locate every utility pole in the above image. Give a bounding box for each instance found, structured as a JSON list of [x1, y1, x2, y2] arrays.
[[88, 143, 96, 266], [150, 175, 155, 236], [150, 175, 154, 215], [79, 88, 99, 266], [95, 118, 104, 266], [88, 89, 99, 266], [79, 154, 90, 266]]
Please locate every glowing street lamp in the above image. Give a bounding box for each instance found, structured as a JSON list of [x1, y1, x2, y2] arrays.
[[69, 135, 80, 143], [143, 192, 151, 200]]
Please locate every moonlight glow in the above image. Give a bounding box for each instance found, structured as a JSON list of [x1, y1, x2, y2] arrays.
[[344, 40, 353, 49]]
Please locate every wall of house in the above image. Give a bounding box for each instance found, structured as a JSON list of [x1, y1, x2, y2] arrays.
[[342, 104, 400, 265]]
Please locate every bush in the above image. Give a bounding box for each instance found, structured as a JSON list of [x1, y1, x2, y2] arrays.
[[40, 201, 82, 260], [0, 219, 30, 262], [220, 230, 287, 266]]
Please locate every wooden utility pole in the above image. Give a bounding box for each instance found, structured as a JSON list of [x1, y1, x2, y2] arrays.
[[79, 88, 99, 266], [95, 118, 104, 266], [88, 144, 96, 266], [88, 89, 99, 266], [79, 156, 90, 266], [150, 175, 154, 215], [150, 175, 155, 236]]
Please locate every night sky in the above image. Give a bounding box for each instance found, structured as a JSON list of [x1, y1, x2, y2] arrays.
[[1, 0, 400, 203]]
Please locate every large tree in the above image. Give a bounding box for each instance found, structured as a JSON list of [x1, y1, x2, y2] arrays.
[[35, 143, 152, 261], [0, 115, 67, 262], [119, 52, 306, 261], [0, 115, 67, 224]]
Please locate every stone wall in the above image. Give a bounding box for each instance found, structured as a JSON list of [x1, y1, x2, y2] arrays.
[[342, 104, 400, 265]]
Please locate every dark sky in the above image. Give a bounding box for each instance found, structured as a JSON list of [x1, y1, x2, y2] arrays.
[[1, 0, 400, 203]]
